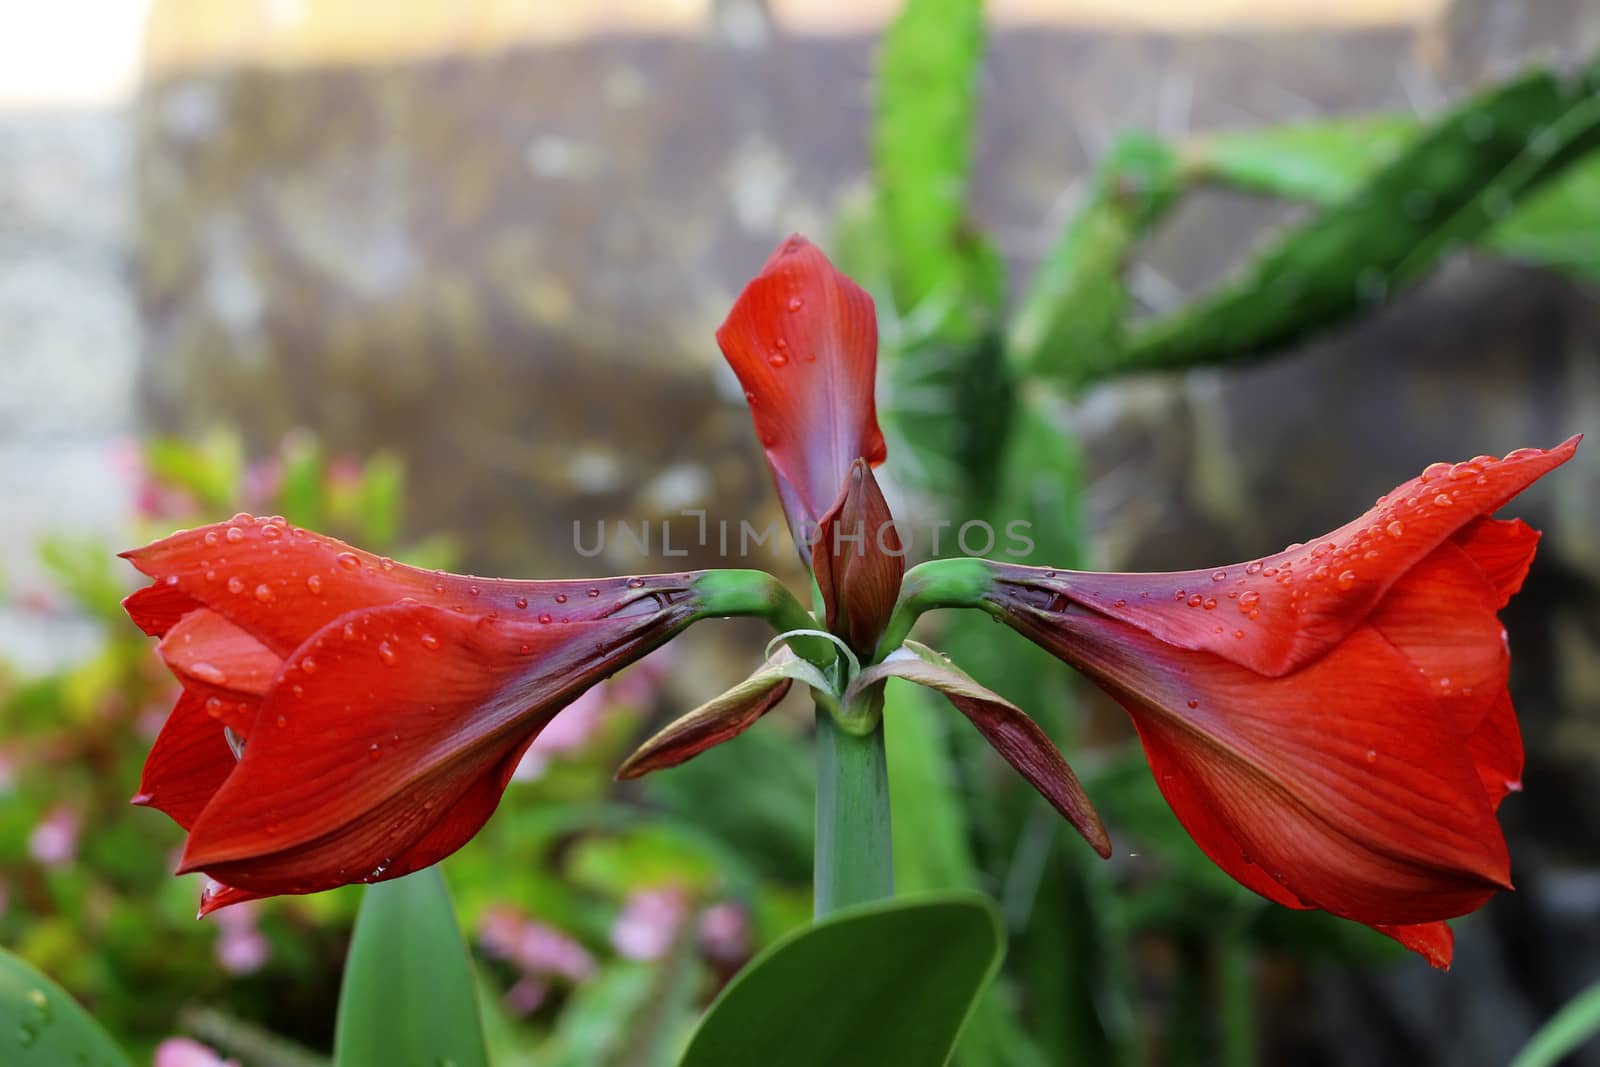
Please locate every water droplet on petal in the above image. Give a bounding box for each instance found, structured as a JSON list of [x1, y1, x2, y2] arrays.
[[261, 524, 282, 539], [1420, 462, 1451, 482], [1238, 591, 1260, 611], [204, 530, 219, 546], [1187, 594, 1203, 607], [226, 527, 245, 543], [306, 574, 323, 594], [1433, 492, 1453, 507], [588, 588, 600, 597], [300, 657, 317, 674], [1186, 698, 1199, 709], [254, 583, 274, 602], [468, 585, 480, 596], [519, 643, 532, 655], [768, 351, 789, 367], [420, 633, 440, 650], [1211, 570, 1226, 582], [337, 552, 361, 570], [377, 641, 398, 666], [1233, 629, 1246, 639], [515, 596, 528, 609], [1336, 570, 1356, 590], [1245, 562, 1263, 575], [1312, 565, 1330, 581], [628, 578, 645, 588], [787, 296, 803, 311], [554, 593, 568, 604], [380, 557, 395, 572], [368, 743, 381, 761], [1365, 749, 1377, 764], [1203, 598, 1217, 610], [227, 576, 244, 594], [1505, 447, 1540, 461], [538, 613, 553, 624], [1114, 599, 1126, 608], [204, 697, 225, 718], [1386, 520, 1405, 538]]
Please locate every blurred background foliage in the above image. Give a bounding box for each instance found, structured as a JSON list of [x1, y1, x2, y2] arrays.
[[2, 0, 1599, 1064]]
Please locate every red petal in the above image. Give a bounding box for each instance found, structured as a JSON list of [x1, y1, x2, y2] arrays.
[[1031, 613, 1508, 925], [1367, 542, 1507, 740], [1452, 517, 1540, 608], [135, 690, 237, 832], [124, 580, 202, 637], [1003, 438, 1577, 677], [716, 235, 886, 536], [1469, 690, 1524, 809], [158, 608, 281, 700], [178, 602, 659, 894], [1372, 921, 1454, 970], [197, 879, 267, 918], [122, 515, 695, 658], [812, 460, 904, 655]]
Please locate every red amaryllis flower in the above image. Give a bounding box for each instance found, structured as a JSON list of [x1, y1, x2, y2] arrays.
[[718, 235, 901, 653], [979, 439, 1578, 967], [123, 514, 706, 913]]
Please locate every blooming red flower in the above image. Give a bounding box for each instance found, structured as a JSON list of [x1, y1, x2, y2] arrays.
[[980, 439, 1579, 967], [718, 235, 901, 654], [123, 514, 705, 912]]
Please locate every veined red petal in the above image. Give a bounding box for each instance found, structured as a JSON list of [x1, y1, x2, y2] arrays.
[[135, 690, 237, 832], [717, 234, 886, 539], [1452, 517, 1540, 608], [178, 602, 674, 893], [616, 666, 793, 780], [1027, 613, 1508, 925], [158, 609, 281, 700], [122, 514, 694, 659], [1469, 690, 1524, 809], [998, 438, 1577, 677]]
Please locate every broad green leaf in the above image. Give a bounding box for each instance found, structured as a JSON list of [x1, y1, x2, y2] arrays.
[[679, 892, 1004, 1067], [874, 0, 984, 311], [1511, 979, 1600, 1067], [1118, 61, 1600, 380], [0, 946, 130, 1067], [1491, 155, 1600, 278], [1009, 132, 1182, 383], [334, 867, 489, 1067]]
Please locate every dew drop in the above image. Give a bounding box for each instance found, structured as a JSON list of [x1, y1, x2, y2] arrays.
[[261, 523, 282, 539], [1233, 629, 1246, 639], [1245, 562, 1263, 575], [1186, 698, 1199, 709], [1211, 570, 1226, 582], [1420, 462, 1451, 482], [587, 588, 600, 598], [1312, 565, 1330, 581], [628, 577, 645, 588], [225, 527, 244, 543], [1433, 492, 1453, 507], [1365, 749, 1377, 764], [254, 583, 274, 602], [205, 569, 217, 581], [1386, 520, 1405, 538], [1336, 570, 1356, 590], [300, 657, 317, 675], [768, 351, 789, 367], [468, 585, 480, 596], [1114, 599, 1126, 608], [787, 296, 803, 312], [1187, 594, 1203, 607], [744, 390, 757, 404], [1174, 590, 1187, 601], [1262, 566, 1278, 577], [227, 576, 244, 594], [204, 530, 219, 546], [1203, 598, 1217, 610], [519, 643, 532, 655], [1238, 591, 1260, 611], [380, 557, 395, 571], [343, 621, 356, 639], [204, 697, 224, 718], [420, 633, 440, 650], [368, 743, 381, 761], [231, 512, 254, 525], [276, 714, 288, 728], [554, 593, 568, 604], [377, 641, 398, 666], [337, 552, 361, 570], [538, 613, 553, 624]]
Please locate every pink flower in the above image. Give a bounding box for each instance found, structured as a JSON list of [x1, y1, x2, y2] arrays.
[[153, 1037, 238, 1067], [611, 888, 689, 961], [28, 806, 80, 867]]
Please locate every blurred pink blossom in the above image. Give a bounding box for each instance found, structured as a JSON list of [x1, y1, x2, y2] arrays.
[[511, 645, 678, 781], [479, 907, 595, 982], [153, 1037, 238, 1067], [213, 902, 270, 974], [611, 887, 689, 961], [504, 976, 550, 1016], [28, 806, 80, 867], [697, 901, 750, 963]]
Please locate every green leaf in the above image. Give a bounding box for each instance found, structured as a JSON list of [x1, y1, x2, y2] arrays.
[[1118, 61, 1600, 380], [873, 0, 984, 310], [0, 946, 131, 1067], [679, 892, 1004, 1067], [1511, 980, 1600, 1067], [334, 867, 489, 1067], [1490, 154, 1600, 278]]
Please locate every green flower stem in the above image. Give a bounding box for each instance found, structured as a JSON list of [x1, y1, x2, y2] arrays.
[[814, 691, 894, 917], [873, 557, 997, 661], [692, 569, 834, 669]]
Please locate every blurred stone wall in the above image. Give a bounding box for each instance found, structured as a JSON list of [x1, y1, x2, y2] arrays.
[[133, 1, 1600, 1063]]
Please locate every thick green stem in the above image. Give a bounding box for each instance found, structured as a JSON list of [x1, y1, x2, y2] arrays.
[[873, 557, 997, 661], [691, 569, 833, 669], [814, 700, 894, 916]]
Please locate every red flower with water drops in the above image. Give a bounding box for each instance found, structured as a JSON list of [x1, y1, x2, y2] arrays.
[[979, 438, 1578, 968], [123, 514, 706, 913]]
